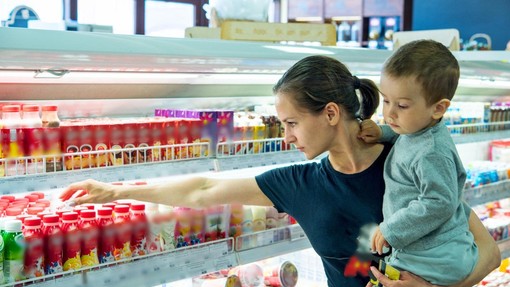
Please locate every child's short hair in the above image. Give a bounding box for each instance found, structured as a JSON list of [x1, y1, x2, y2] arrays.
[[383, 39, 460, 106]]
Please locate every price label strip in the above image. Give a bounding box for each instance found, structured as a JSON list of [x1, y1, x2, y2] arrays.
[[289, 224, 306, 241]]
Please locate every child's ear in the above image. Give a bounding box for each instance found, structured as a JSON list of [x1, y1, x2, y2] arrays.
[[432, 99, 451, 120]]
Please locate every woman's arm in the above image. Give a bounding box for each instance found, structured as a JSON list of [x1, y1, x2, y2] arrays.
[[367, 210, 500, 287], [59, 176, 273, 208], [449, 209, 500, 287]]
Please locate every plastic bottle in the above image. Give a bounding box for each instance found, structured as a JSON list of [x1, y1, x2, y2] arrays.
[[41, 105, 60, 128], [23, 217, 44, 278], [97, 207, 115, 263], [130, 203, 148, 257], [79, 210, 99, 267], [145, 203, 162, 254], [158, 204, 176, 251], [1, 105, 24, 176], [41, 106, 62, 172], [113, 205, 132, 260], [42, 214, 63, 274], [0, 218, 6, 283], [21, 105, 43, 175], [61, 212, 82, 271], [3, 220, 24, 283]]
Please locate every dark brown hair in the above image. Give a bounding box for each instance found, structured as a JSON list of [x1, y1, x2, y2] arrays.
[[273, 55, 379, 120], [383, 39, 460, 105]]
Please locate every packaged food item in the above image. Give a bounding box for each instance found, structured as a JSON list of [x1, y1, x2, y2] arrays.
[[229, 204, 244, 239], [190, 208, 205, 245], [23, 217, 44, 278], [130, 203, 148, 256], [113, 205, 132, 260], [263, 261, 298, 287], [0, 218, 5, 283], [42, 214, 63, 274], [1, 105, 24, 176], [41, 106, 62, 172], [159, 205, 176, 251], [3, 220, 25, 282], [97, 207, 115, 263], [251, 206, 266, 232], [22, 105, 43, 174], [174, 207, 192, 247], [61, 212, 81, 271], [79, 210, 99, 267], [228, 264, 264, 287], [145, 203, 162, 254]]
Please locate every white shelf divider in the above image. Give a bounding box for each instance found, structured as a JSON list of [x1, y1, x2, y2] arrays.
[[463, 180, 510, 206]]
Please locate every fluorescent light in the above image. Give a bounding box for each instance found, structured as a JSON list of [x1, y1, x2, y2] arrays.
[[0, 70, 281, 84]]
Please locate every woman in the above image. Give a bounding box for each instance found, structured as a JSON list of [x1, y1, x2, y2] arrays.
[[61, 56, 499, 287]]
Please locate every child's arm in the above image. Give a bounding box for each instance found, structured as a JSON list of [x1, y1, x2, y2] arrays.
[[358, 119, 399, 144], [380, 154, 460, 249]]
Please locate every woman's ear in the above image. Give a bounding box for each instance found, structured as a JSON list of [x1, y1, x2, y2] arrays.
[[432, 99, 451, 120], [324, 102, 340, 125]]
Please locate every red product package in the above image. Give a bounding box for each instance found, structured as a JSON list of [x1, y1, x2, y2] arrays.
[[137, 121, 151, 163], [61, 123, 81, 171], [109, 122, 125, 166], [93, 123, 110, 167]]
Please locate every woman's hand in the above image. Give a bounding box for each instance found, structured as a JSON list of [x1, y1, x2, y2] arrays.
[[59, 179, 119, 205], [365, 267, 437, 287]]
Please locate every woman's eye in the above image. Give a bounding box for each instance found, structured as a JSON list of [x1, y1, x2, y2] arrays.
[[288, 122, 296, 127]]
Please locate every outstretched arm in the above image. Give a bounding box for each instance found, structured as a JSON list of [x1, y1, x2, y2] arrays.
[[59, 176, 273, 208]]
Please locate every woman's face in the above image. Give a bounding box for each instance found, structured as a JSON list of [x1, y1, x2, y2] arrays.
[[275, 93, 332, 160]]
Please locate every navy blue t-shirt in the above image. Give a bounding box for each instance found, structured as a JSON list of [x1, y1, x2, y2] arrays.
[[255, 143, 392, 287]]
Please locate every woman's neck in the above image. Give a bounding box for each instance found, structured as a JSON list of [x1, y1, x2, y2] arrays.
[[328, 121, 383, 174]]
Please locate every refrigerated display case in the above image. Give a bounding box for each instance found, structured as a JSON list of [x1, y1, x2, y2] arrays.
[[0, 27, 510, 286]]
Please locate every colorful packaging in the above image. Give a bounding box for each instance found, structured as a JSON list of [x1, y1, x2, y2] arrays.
[[228, 264, 264, 287], [0, 218, 4, 283], [109, 122, 125, 166], [145, 203, 162, 254], [159, 205, 176, 251], [113, 205, 132, 260], [137, 121, 151, 163], [265, 207, 278, 230], [130, 203, 148, 257], [190, 208, 204, 245], [174, 207, 192, 247], [3, 220, 25, 283], [93, 123, 109, 168], [78, 124, 94, 169], [79, 210, 99, 267], [61, 212, 82, 271], [97, 207, 116, 263], [263, 261, 299, 287], [251, 206, 267, 233], [162, 119, 178, 161], [61, 122, 81, 170], [229, 204, 244, 239], [42, 214, 63, 274], [23, 217, 44, 278]]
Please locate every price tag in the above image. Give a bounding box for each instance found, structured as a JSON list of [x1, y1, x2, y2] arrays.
[[289, 225, 306, 241], [56, 274, 84, 287], [32, 279, 57, 287]]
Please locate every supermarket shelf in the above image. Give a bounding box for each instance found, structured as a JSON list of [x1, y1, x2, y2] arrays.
[[4, 226, 311, 287], [498, 238, 510, 260], [449, 122, 510, 144], [463, 180, 510, 206], [237, 225, 311, 265]]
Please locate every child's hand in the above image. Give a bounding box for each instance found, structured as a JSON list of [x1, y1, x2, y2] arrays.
[[358, 119, 382, 143], [371, 227, 390, 255]]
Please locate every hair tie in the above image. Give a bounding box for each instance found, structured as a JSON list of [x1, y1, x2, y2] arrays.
[[352, 76, 361, 90]]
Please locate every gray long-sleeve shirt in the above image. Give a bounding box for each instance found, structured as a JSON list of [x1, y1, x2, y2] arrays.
[[379, 122, 472, 251]]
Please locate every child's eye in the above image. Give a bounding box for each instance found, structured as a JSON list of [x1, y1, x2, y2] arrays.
[[383, 100, 389, 104], [398, 105, 408, 109]]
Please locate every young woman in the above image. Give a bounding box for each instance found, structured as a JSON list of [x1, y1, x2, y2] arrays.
[[61, 55, 499, 287]]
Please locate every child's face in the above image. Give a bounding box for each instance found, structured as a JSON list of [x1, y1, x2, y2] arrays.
[[380, 74, 444, 134]]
